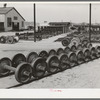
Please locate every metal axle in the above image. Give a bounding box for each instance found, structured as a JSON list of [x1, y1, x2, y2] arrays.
[[3, 64, 30, 77], [52, 62, 59, 67]]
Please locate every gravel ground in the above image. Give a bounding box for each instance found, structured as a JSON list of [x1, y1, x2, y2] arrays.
[[0, 32, 100, 89]]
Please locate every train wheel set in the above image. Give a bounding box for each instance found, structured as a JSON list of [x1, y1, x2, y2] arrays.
[[0, 42, 100, 84], [0, 36, 19, 44]]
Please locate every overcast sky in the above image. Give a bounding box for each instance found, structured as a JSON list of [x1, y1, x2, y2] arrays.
[[0, 3, 100, 24]]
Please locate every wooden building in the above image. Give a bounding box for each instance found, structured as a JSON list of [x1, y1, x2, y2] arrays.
[[0, 6, 25, 31]]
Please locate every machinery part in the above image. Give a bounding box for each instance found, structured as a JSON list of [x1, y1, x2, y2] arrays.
[[68, 52, 78, 67], [6, 36, 14, 44], [95, 45, 100, 57], [61, 38, 70, 46], [64, 46, 70, 54], [90, 47, 97, 59], [56, 48, 64, 55], [31, 57, 47, 78], [82, 39, 89, 48], [14, 36, 19, 43], [48, 49, 56, 56], [38, 50, 48, 60], [76, 50, 85, 64], [46, 55, 59, 73], [70, 45, 77, 52], [26, 52, 38, 63], [0, 57, 11, 76], [87, 43, 92, 48], [0, 57, 32, 83], [70, 37, 81, 47], [26, 52, 47, 78], [58, 53, 70, 71], [12, 53, 26, 68], [83, 48, 91, 62], [0, 36, 6, 43], [15, 62, 32, 83], [77, 44, 83, 50], [15, 33, 19, 36]]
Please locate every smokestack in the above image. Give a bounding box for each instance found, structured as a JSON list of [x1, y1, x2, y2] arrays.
[[4, 3, 7, 8]]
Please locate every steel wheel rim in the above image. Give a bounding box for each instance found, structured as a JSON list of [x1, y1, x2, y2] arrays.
[[39, 51, 48, 60], [49, 49, 56, 56], [77, 51, 85, 63], [47, 56, 59, 73], [64, 47, 70, 54], [59, 54, 70, 70], [56, 48, 64, 55], [32, 58, 47, 78], [0, 58, 11, 76], [15, 63, 32, 83]]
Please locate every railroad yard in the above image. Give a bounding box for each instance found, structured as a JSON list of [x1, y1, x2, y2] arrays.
[[0, 31, 100, 89], [0, 3, 100, 90]]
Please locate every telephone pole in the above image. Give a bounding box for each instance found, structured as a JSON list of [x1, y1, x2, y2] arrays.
[[89, 3, 91, 43], [34, 3, 36, 42]]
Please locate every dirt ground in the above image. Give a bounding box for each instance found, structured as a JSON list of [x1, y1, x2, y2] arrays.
[[0, 31, 100, 89]]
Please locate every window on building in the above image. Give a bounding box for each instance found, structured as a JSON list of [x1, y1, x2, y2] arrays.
[[22, 21, 24, 27], [14, 16, 18, 20], [7, 17, 12, 27]]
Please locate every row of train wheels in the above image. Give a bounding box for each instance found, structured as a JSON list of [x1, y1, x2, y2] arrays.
[[0, 43, 100, 84]]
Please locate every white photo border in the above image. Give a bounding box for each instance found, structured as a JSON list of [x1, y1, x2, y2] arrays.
[[0, 1, 100, 98]]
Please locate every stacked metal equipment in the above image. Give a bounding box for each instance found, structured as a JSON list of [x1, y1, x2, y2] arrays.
[[0, 42, 100, 84], [0, 35, 19, 44]]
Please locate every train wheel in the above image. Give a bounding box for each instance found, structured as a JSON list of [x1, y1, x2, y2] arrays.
[[68, 52, 78, 67], [76, 50, 85, 64], [58, 53, 70, 71], [83, 48, 92, 62]]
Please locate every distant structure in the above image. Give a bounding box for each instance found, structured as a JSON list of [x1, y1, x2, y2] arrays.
[[49, 22, 71, 33], [49, 22, 71, 26], [24, 22, 39, 31], [0, 5, 25, 31]]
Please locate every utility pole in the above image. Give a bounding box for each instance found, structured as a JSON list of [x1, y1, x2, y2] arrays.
[[89, 3, 91, 43], [34, 3, 36, 42]]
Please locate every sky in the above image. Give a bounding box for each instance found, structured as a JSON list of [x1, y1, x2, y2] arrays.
[[0, 2, 100, 24]]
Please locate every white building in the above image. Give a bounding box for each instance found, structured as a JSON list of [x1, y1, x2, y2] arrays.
[[0, 6, 25, 31]]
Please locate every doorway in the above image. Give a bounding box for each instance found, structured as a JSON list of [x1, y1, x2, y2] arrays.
[[12, 22, 19, 31]]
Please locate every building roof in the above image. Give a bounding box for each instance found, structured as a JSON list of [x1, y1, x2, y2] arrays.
[[49, 22, 71, 26], [74, 24, 100, 27], [0, 7, 12, 14], [49, 22, 70, 24], [0, 7, 25, 21]]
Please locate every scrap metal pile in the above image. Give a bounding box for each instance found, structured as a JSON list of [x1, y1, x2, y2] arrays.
[[40, 26, 63, 39], [61, 30, 100, 46], [61, 34, 89, 47], [0, 37, 100, 84], [15, 32, 42, 41], [15, 26, 63, 41], [0, 25, 64, 44], [0, 35, 19, 44]]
